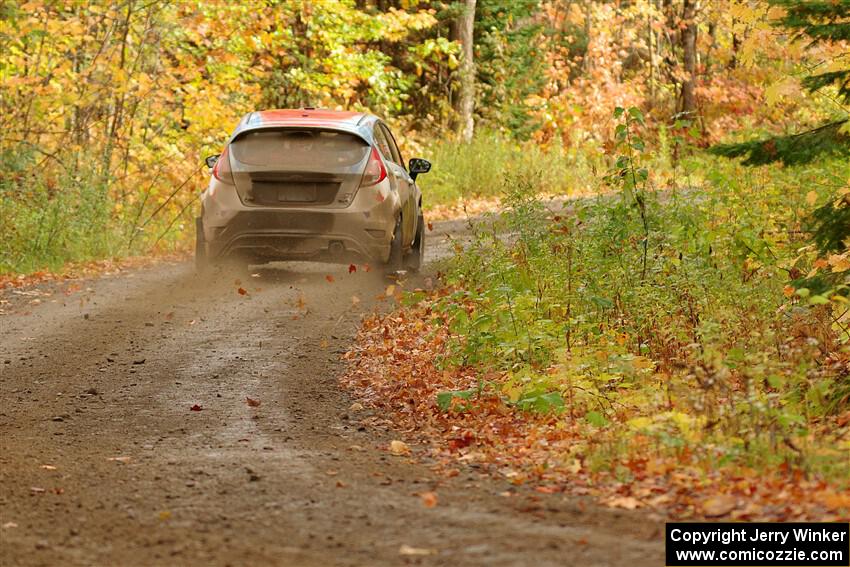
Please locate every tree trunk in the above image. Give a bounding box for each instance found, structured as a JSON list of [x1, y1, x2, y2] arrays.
[[729, 32, 740, 69], [456, 0, 476, 143], [705, 21, 716, 70], [647, 13, 655, 104], [679, 0, 697, 116], [583, 0, 593, 72]]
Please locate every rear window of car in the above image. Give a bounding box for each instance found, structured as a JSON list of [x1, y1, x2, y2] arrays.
[[230, 129, 369, 167]]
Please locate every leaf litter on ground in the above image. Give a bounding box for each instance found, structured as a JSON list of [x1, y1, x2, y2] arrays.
[[342, 291, 850, 522]]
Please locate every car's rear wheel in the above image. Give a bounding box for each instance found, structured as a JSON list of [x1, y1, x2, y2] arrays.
[[405, 214, 425, 272], [384, 217, 404, 274]]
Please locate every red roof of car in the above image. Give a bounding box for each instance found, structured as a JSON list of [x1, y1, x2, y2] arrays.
[[231, 108, 373, 142], [254, 109, 365, 123]]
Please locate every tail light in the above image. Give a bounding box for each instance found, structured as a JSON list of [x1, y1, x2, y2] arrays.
[[212, 146, 235, 185], [359, 147, 387, 187]]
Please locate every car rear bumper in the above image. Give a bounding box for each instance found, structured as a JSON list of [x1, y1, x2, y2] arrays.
[[204, 209, 393, 263]]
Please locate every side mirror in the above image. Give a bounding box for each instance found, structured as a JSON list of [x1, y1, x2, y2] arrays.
[[204, 154, 220, 169], [408, 158, 431, 181]]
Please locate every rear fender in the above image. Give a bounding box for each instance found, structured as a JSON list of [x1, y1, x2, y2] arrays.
[[201, 178, 243, 238]]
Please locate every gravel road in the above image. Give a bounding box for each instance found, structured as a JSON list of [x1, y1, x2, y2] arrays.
[[0, 220, 664, 566]]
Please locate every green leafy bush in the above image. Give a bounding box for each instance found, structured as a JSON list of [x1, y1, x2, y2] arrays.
[[0, 147, 189, 274], [430, 115, 850, 481]]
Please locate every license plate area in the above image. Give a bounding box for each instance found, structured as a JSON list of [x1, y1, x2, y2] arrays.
[[248, 176, 339, 206], [277, 183, 317, 202]]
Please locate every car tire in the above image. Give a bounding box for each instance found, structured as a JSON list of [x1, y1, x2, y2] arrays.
[[195, 217, 209, 274], [405, 214, 425, 272], [385, 216, 404, 274]]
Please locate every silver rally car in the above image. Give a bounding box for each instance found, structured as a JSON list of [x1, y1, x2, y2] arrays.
[[197, 108, 431, 272]]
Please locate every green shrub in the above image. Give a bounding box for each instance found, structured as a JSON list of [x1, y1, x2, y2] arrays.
[[431, 135, 850, 480], [0, 147, 190, 275]]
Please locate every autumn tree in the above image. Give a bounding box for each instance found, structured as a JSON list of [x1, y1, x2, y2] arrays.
[[711, 0, 850, 166], [711, 0, 849, 287]]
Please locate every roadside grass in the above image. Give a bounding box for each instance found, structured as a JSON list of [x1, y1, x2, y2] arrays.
[[419, 131, 595, 210], [2, 179, 120, 274], [0, 148, 196, 276], [345, 150, 850, 520]]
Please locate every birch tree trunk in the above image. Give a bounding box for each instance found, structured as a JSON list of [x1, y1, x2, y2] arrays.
[[679, 0, 697, 116], [456, 0, 476, 143]]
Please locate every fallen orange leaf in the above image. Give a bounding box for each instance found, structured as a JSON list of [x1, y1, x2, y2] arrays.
[[818, 491, 850, 512], [389, 440, 410, 455], [702, 495, 737, 517], [604, 496, 640, 510], [420, 491, 438, 508]]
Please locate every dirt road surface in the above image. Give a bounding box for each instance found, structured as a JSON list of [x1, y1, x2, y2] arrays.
[[1, 221, 664, 566]]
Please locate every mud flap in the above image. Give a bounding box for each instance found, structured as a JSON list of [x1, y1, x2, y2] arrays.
[[405, 214, 425, 272], [384, 217, 404, 274], [195, 217, 208, 274]]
